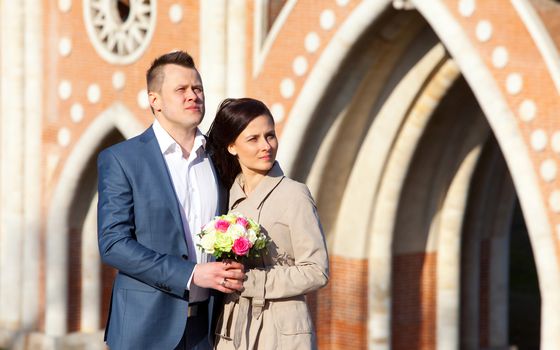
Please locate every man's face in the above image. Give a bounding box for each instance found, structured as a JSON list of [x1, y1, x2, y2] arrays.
[[149, 64, 205, 131]]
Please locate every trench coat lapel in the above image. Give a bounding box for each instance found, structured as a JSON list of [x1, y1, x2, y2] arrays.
[[229, 162, 285, 214]]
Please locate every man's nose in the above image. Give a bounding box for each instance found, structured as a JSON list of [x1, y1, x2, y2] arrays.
[[185, 88, 197, 100]]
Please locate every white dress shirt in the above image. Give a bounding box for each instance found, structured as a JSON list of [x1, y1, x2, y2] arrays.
[[152, 119, 219, 302]]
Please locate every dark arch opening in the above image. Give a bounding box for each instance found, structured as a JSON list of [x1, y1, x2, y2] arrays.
[[66, 128, 125, 332], [508, 201, 540, 349]]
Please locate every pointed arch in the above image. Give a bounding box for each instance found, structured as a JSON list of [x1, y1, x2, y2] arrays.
[[412, 1, 560, 347], [45, 103, 143, 336]]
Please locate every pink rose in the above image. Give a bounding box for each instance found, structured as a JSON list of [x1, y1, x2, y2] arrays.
[[215, 219, 230, 232], [232, 237, 251, 256], [236, 217, 249, 228]]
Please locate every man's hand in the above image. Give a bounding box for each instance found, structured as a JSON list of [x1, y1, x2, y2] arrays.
[[192, 260, 245, 293]]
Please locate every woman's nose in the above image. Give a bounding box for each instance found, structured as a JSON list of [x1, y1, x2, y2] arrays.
[[261, 139, 272, 150]]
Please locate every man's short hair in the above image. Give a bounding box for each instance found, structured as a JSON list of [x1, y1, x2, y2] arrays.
[[146, 51, 196, 93]]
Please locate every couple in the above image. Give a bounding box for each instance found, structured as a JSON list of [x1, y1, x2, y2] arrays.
[[97, 50, 329, 350]]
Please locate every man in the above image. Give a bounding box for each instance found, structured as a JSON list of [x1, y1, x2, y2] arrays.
[[97, 51, 245, 350]]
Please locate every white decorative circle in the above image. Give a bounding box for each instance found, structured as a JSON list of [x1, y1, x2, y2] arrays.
[[320, 10, 336, 30], [112, 71, 126, 91], [280, 79, 295, 99], [58, 127, 71, 147], [531, 129, 547, 151], [458, 0, 475, 17], [137, 89, 150, 109], [550, 190, 560, 213], [541, 159, 557, 182], [551, 132, 560, 154], [70, 103, 84, 123], [169, 4, 183, 23], [87, 84, 101, 104], [506, 73, 523, 95], [58, 0, 72, 13], [59, 37, 72, 57], [83, 0, 157, 65], [491, 46, 508, 69], [58, 80, 72, 100], [519, 99, 537, 122], [271, 103, 285, 123], [293, 56, 308, 76], [305, 32, 321, 53], [336, 0, 350, 6], [475, 20, 493, 42]]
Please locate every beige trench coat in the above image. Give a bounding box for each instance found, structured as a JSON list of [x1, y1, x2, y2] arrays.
[[214, 162, 329, 350]]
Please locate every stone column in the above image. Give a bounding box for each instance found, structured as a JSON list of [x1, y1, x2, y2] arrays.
[[198, 0, 227, 132], [226, 0, 247, 97], [0, 0, 25, 345], [21, 0, 43, 333]]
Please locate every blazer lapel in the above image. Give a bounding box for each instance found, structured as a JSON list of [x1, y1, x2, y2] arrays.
[[139, 127, 187, 250]]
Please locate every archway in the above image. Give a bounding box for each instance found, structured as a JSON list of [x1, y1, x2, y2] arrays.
[[275, 4, 552, 348], [45, 103, 143, 336]]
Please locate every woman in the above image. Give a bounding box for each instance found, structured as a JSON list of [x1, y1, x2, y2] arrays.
[[207, 98, 329, 350]]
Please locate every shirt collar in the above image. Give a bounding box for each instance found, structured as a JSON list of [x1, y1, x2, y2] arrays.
[[152, 118, 207, 156], [229, 162, 285, 210]]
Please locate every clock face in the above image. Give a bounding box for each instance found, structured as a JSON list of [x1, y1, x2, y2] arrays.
[[83, 0, 157, 65]]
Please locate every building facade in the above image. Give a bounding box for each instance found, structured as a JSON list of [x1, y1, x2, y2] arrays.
[[1, 0, 560, 349]]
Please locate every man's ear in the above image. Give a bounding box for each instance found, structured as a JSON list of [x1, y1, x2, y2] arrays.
[[148, 91, 160, 112], [227, 144, 237, 156]]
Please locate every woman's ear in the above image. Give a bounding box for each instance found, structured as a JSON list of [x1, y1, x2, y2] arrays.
[[227, 144, 237, 156]]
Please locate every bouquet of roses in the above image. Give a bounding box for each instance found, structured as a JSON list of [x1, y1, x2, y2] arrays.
[[197, 212, 268, 260]]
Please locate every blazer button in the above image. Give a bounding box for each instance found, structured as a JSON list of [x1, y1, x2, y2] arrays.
[[182, 254, 188, 260]]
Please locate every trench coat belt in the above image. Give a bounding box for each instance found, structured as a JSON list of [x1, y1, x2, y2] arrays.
[[221, 273, 266, 349]]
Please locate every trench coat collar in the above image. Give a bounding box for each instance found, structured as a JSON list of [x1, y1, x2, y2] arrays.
[[229, 161, 285, 211]]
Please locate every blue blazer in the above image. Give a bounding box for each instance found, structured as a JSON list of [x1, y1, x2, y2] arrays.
[[97, 126, 224, 350]]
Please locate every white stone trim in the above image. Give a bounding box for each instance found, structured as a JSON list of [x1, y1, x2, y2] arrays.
[[80, 196, 101, 333], [436, 144, 483, 350], [330, 43, 447, 259], [413, 0, 560, 347], [511, 0, 560, 95], [226, 0, 247, 99], [82, 0, 157, 65], [21, 0, 44, 333], [368, 59, 460, 349], [252, 0, 298, 77], [198, 0, 227, 132], [277, 0, 393, 174], [0, 0, 25, 340], [45, 103, 142, 336]]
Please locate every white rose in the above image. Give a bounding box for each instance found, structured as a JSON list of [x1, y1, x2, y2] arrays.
[[227, 223, 246, 240], [199, 231, 217, 254], [247, 229, 257, 244]]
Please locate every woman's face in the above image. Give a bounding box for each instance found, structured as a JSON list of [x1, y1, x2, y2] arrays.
[[228, 115, 278, 176]]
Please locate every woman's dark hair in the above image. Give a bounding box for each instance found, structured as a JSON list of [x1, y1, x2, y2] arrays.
[[207, 98, 274, 189]]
